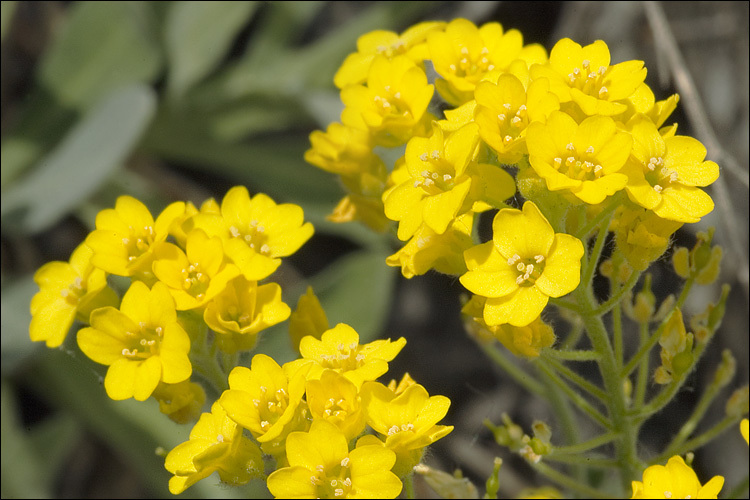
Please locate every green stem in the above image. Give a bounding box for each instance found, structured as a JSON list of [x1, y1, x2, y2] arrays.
[[550, 431, 620, 455], [621, 312, 670, 379], [574, 194, 621, 241], [530, 461, 617, 498], [581, 207, 613, 291], [634, 322, 650, 410], [613, 303, 623, 370], [539, 354, 608, 403], [575, 285, 640, 491], [543, 348, 601, 361], [534, 357, 611, 430], [404, 473, 415, 499], [476, 340, 546, 397]]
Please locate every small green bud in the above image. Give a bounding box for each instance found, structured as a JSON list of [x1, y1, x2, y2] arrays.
[[414, 463, 479, 499], [725, 385, 749, 419], [712, 349, 736, 388], [484, 457, 502, 500], [532, 420, 552, 444], [673, 247, 690, 278]]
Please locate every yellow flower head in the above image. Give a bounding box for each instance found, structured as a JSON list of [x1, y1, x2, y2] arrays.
[[267, 419, 402, 499], [77, 281, 192, 401], [306, 369, 367, 441], [526, 110, 631, 204], [30, 242, 118, 348], [85, 196, 185, 280], [219, 354, 307, 455], [334, 21, 446, 89], [341, 55, 434, 147], [284, 323, 406, 389], [165, 401, 264, 495], [530, 38, 647, 116], [203, 275, 290, 354], [361, 381, 453, 477], [622, 117, 719, 223], [152, 228, 240, 310], [428, 18, 547, 106], [460, 201, 584, 327], [741, 418, 749, 445], [385, 213, 474, 279], [191, 186, 314, 280], [630, 455, 724, 499], [474, 74, 559, 163]]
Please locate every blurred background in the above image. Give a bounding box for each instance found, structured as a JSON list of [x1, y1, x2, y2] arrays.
[[1, 1, 747, 498]]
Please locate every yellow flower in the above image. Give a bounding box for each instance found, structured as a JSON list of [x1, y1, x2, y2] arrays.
[[152, 380, 206, 424], [191, 187, 313, 280], [165, 401, 264, 495], [341, 55, 434, 147], [462, 295, 555, 358], [306, 369, 367, 441], [77, 281, 192, 401], [30, 242, 118, 348], [741, 418, 749, 445], [304, 122, 375, 176], [327, 155, 392, 232], [284, 323, 406, 389], [386, 213, 474, 278], [334, 21, 446, 88], [622, 117, 719, 223], [152, 228, 239, 310], [383, 122, 514, 240], [203, 275, 290, 353], [267, 419, 402, 499], [613, 206, 683, 272], [427, 18, 547, 106], [526, 110, 631, 204], [530, 38, 646, 116], [361, 381, 453, 477], [474, 73, 559, 163], [219, 354, 308, 457], [85, 196, 185, 280], [460, 201, 584, 327], [630, 455, 724, 499], [289, 286, 329, 354]]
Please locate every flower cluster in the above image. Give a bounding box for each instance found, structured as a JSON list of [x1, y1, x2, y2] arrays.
[[168, 322, 452, 497], [30, 186, 312, 409], [305, 18, 721, 358], [29, 188, 452, 498]]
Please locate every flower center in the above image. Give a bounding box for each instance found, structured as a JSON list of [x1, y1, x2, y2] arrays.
[[448, 46, 495, 82], [229, 221, 271, 255], [319, 342, 366, 371], [254, 386, 289, 432], [567, 59, 609, 99], [376, 40, 407, 59], [414, 150, 457, 194], [311, 459, 354, 498], [180, 262, 210, 300], [495, 103, 528, 148], [60, 276, 85, 306], [121, 323, 163, 359], [508, 253, 546, 286], [552, 143, 604, 181], [373, 85, 410, 118], [124, 225, 156, 263], [643, 156, 677, 194]]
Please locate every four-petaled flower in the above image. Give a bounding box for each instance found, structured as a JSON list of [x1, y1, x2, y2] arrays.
[[460, 201, 584, 327], [77, 281, 192, 401]]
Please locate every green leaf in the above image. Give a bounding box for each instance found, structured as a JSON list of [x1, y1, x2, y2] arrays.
[[165, 1, 259, 99], [37, 1, 162, 108], [0, 1, 18, 44], [1, 84, 157, 234]]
